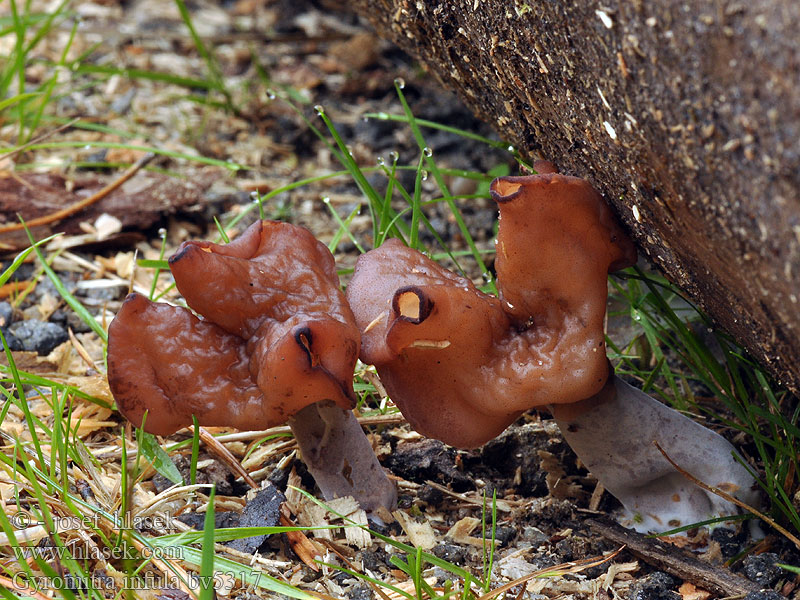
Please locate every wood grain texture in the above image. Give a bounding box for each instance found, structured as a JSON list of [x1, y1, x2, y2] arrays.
[[588, 518, 760, 596]]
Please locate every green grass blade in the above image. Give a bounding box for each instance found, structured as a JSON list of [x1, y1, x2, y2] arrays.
[[137, 430, 183, 485], [394, 81, 493, 287], [20, 141, 245, 170], [1, 330, 47, 475], [0, 233, 58, 287], [0, 91, 41, 111], [409, 156, 424, 250], [315, 107, 386, 217], [190, 415, 200, 486], [316, 560, 414, 600], [292, 487, 474, 581], [325, 199, 364, 254], [22, 225, 108, 342], [74, 63, 219, 90], [148, 228, 169, 300], [199, 485, 217, 600]]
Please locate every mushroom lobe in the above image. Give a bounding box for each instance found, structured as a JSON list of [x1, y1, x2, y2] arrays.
[[490, 173, 637, 408], [107, 292, 263, 435], [168, 220, 349, 340], [347, 240, 522, 448], [107, 220, 360, 436], [348, 173, 637, 448]]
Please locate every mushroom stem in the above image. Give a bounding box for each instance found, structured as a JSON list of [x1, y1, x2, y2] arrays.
[[551, 375, 758, 533], [289, 400, 397, 513]]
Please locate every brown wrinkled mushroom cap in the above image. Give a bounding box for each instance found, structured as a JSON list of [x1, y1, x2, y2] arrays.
[[347, 239, 519, 447], [491, 173, 637, 404], [108, 293, 262, 435], [168, 219, 353, 340], [107, 220, 360, 436], [347, 173, 636, 448]]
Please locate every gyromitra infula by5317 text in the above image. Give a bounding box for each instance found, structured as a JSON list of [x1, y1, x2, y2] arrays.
[[107, 220, 396, 512], [347, 168, 757, 531]]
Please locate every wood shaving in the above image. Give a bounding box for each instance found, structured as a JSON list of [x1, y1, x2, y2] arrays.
[[394, 510, 437, 550]]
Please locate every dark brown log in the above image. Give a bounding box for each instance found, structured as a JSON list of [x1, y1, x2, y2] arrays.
[[588, 518, 760, 597], [350, 0, 800, 394]]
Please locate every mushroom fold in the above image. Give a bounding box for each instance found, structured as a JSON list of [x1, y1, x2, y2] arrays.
[[108, 220, 396, 511], [347, 173, 636, 448]]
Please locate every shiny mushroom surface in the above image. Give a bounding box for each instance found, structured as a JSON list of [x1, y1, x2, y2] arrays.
[[108, 220, 396, 512]]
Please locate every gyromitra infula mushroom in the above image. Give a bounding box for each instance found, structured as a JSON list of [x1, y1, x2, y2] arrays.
[[107, 220, 396, 512], [347, 168, 757, 531]]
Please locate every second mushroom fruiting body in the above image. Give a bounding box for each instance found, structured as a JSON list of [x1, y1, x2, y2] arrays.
[[107, 220, 396, 512], [346, 169, 758, 532]]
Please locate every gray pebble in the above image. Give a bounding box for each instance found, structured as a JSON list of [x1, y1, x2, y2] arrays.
[[347, 583, 373, 600], [0, 302, 12, 327], [742, 591, 787, 600], [0, 328, 23, 351], [49, 309, 92, 334], [432, 543, 466, 563], [8, 320, 69, 355], [77, 285, 125, 302], [742, 553, 783, 588], [110, 87, 136, 114], [34, 276, 76, 300], [627, 572, 680, 600]]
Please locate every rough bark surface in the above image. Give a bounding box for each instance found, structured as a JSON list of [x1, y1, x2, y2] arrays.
[[350, 0, 800, 393]]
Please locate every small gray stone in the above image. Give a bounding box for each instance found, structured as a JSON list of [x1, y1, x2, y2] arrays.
[[742, 553, 783, 588], [8, 320, 69, 355], [33, 276, 76, 300], [359, 548, 389, 572], [49, 309, 92, 334], [627, 572, 680, 600], [226, 483, 285, 554], [347, 583, 372, 600], [0, 328, 23, 351], [522, 526, 549, 544], [77, 285, 125, 302], [432, 543, 466, 563], [0, 302, 13, 327], [110, 87, 136, 114], [487, 525, 517, 546]]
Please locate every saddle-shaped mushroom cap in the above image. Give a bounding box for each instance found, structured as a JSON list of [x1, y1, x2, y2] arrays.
[[107, 220, 396, 512], [347, 173, 636, 448]]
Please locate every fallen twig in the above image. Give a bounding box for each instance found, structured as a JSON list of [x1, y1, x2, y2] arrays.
[[208, 412, 407, 443], [476, 545, 625, 600], [424, 480, 519, 512], [191, 425, 258, 489], [0, 152, 155, 233], [588, 518, 759, 597]]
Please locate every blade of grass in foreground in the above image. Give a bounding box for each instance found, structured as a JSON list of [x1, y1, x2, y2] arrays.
[[324, 197, 364, 254], [22, 224, 108, 342], [0, 233, 58, 287], [1, 330, 47, 472], [291, 487, 474, 581], [18, 141, 246, 170], [173, 0, 233, 110], [199, 485, 217, 600], [394, 80, 494, 290]]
